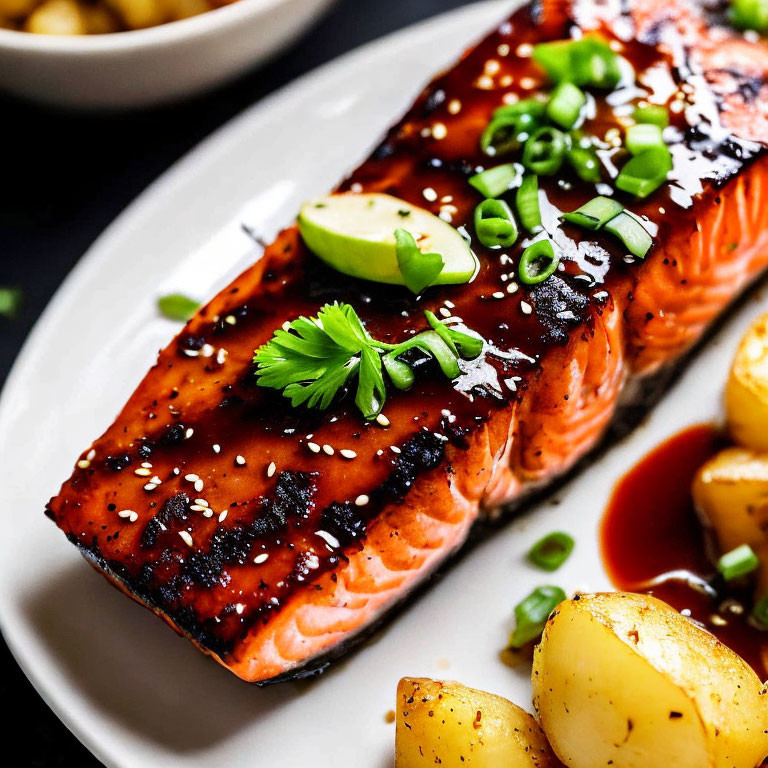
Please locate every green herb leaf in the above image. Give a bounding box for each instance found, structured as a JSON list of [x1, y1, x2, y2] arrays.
[[157, 293, 200, 321], [527, 532, 575, 571], [394, 228, 445, 294], [0, 286, 22, 319], [254, 302, 484, 419], [509, 585, 566, 648]]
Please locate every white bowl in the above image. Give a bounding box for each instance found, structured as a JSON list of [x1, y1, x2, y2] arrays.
[[0, 0, 336, 110]]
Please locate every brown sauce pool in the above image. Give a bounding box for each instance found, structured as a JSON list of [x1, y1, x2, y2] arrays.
[[601, 424, 768, 680]]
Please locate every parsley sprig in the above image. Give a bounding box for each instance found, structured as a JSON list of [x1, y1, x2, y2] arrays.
[[253, 302, 483, 419]]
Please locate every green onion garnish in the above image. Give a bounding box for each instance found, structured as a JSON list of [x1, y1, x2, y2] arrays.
[[615, 147, 672, 198], [516, 175, 542, 233], [730, 0, 768, 30], [509, 585, 566, 648], [528, 532, 575, 571], [157, 293, 200, 321], [632, 104, 669, 127], [519, 239, 560, 285], [546, 82, 586, 130], [481, 100, 546, 156], [522, 126, 568, 175], [394, 228, 445, 294], [0, 286, 22, 320], [533, 36, 622, 90], [566, 146, 601, 183], [604, 211, 653, 258], [562, 196, 623, 230], [625, 123, 665, 156], [717, 544, 760, 582], [469, 163, 521, 198], [752, 596, 768, 627], [474, 198, 519, 249]]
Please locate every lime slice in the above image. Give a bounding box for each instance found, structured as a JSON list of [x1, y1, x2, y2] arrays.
[[297, 193, 478, 287]]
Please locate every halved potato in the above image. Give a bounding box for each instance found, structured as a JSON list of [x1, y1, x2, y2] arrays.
[[395, 677, 557, 767], [692, 446, 768, 597], [532, 592, 768, 768], [726, 313, 768, 451]]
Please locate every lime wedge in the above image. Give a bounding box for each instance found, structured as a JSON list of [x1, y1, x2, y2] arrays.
[[297, 193, 478, 287]]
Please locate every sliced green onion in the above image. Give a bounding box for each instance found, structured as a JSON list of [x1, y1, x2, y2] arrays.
[[546, 82, 586, 129], [516, 175, 542, 233], [730, 0, 768, 31], [0, 286, 22, 320], [157, 293, 200, 321], [528, 532, 575, 571], [474, 198, 518, 249], [717, 544, 760, 582], [469, 163, 521, 198], [522, 127, 568, 175], [566, 146, 601, 183], [394, 228, 445, 294], [615, 147, 672, 198], [509, 585, 566, 648], [752, 596, 768, 627], [625, 123, 665, 155], [562, 196, 623, 230], [633, 104, 669, 128], [519, 239, 560, 285], [533, 36, 621, 89], [604, 211, 653, 258], [481, 100, 546, 156]]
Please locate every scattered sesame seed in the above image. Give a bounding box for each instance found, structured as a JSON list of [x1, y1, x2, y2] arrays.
[[225, 315, 237, 325], [339, 449, 357, 459], [203, 509, 214, 518], [185, 473, 199, 482], [190, 504, 207, 512], [179, 530, 194, 547], [150, 476, 162, 484], [497, 43, 510, 56], [444, 300, 455, 309], [376, 449, 384, 456], [447, 99, 462, 114], [315, 530, 341, 549], [658, 207, 665, 214], [507, 281, 519, 294], [355, 495, 369, 507], [86, 448, 96, 461], [194, 498, 208, 506], [484, 59, 500, 76], [194, 478, 204, 493], [118, 509, 135, 519], [185, 427, 194, 439], [376, 413, 390, 427], [492, 291, 506, 299], [391, 446, 402, 454], [235, 455, 246, 466], [212, 444, 221, 454], [520, 301, 533, 315], [322, 444, 335, 456], [307, 442, 321, 454], [474, 75, 495, 89], [253, 553, 269, 564], [173, 467, 180, 475], [431, 122, 447, 140], [218, 510, 228, 523], [216, 348, 228, 365], [267, 461, 276, 478], [422, 187, 438, 202], [141, 461, 153, 468], [144, 483, 158, 491], [235, 603, 245, 615], [134, 467, 152, 477], [516, 43, 533, 57], [77, 459, 91, 469], [201, 344, 215, 357], [519, 76, 536, 90], [183, 349, 200, 357]]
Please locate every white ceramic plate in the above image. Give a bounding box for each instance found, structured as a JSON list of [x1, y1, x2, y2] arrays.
[[1, 2, 766, 765]]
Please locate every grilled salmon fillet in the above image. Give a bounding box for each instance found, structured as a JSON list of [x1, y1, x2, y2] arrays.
[[47, 0, 768, 683]]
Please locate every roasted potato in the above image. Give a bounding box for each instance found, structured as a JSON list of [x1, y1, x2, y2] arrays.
[[692, 447, 768, 597], [532, 592, 768, 768], [726, 313, 768, 451], [24, 0, 84, 33], [395, 677, 557, 768]]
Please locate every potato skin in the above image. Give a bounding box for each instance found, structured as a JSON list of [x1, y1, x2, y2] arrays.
[[532, 593, 768, 768], [726, 313, 768, 451], [692, 447, 768, 597], [395, 677, 557, 768]]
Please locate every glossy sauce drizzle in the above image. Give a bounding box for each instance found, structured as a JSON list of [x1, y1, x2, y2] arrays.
[[601, 424, 768, 679]]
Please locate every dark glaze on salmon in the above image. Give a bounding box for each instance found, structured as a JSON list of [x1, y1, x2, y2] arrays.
[[46, 0, 768, 682]]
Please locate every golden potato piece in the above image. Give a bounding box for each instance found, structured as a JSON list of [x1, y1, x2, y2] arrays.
[[106, 0, 165, 29], [164, 0, 208, 21], [80, 2, 119, 33], [25, 0, 85, 34], [692, 446, 768, 597], [532, 592, 768, 768], [396, 677, 557, 768], [726, 313, 768, 451], [0, 0, 38, 19]]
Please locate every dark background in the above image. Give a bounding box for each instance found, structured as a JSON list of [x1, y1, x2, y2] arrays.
[[0, 0, 476, 764]]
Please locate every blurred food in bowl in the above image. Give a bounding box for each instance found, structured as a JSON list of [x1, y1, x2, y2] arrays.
[[0, 0, 240, 33]]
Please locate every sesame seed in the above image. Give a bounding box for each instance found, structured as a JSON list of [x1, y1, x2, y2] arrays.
[[144, 483, 158, 491], [439, 307, 451, 318], [475, 75, 494, 90], [194, 498, 208, 506], [519, 76, 536, 90], [355, 495, 369, 507], [218, 510, 228, 523], [422, 187, 438, 202], [499, 74, 513, 87], [431, 122, 447, 140], [282, 321, 291, 331], [203, 509, 214, 518], [86, 449, 96, 460], [118, 509, 135, 519], [307, 442, 321, 454], [134, 467, 152, 477], [447, 99, 462, 114], [150, 476, 162, 484], [253, 553, 270, 564], [179, 531, 193, 547], [444, 300, 455, 308], [185, 428, 194, 439], [141, 462, 153, 468], [507, 282, 519, 294], [129, 511, 138, 523], [492, 291, 505, 299], [77, 459, 90, 469], [376, 413, 390, 427], [235, 603, 245, 614], [194, 478, 204, 493], [520, 301, 533, 315], [315, 530, 341, 549], [267, 461, 276, 477], [339, 449, 357, 459], [190, 504, 207, 512], [516, 43, 533, 57], [216, 348, 228, 365], [224, 315, 237, 325], [212, 444, 221, 454], [484, 59, 500, 76], [235, 455, 246, 466], [201, 344, 215, 357], [322, 444, 335, 456], [497, 43, 510, 56], [183, 349, 200, 357], [390, 446, 402, 454], [185, 474, 199, 482]]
